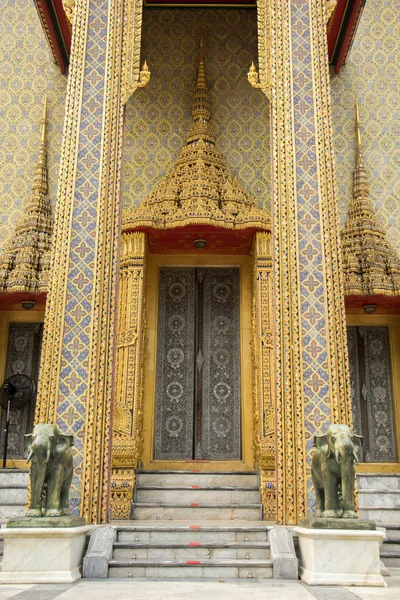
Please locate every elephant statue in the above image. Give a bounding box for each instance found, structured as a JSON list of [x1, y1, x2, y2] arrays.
[[24, 423, 74, 517], [312, 424, 362, 519]]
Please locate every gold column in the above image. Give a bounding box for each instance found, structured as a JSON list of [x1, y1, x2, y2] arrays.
[[256, 0, 352, 523], [251, 232, 276, 520], [111, 232, 148, 519]]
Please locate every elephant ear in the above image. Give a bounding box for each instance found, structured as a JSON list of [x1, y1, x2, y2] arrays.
[[314, 434, 330, 458], [54, 434, 74, 458], [353, 435, 363, 464]]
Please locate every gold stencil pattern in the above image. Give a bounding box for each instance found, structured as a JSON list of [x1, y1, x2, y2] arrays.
[[0, 0, 66, 252], [122, 8, 270, 213], [331, 0, 400, 254], [341, 102, 400, 296]]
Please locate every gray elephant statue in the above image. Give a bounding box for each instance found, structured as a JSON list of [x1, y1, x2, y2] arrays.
[[312, 424, 362, 518], [25, 423, 74, 517]]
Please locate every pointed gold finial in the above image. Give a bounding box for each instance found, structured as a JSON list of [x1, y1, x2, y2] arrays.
[[191, 23, 211, 125], [341, 95, 400, 296], [355, 97, 362, 147], [199, 21, 205, 66], [41, 95, 47, 143]]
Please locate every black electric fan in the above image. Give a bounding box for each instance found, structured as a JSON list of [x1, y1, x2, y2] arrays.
[[0, 374, 35, 468]]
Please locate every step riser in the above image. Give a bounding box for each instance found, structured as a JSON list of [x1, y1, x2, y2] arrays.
[[381, 558, 400, 568], [0, 504, 26, 519], [136, 489, 260, 504], [358, 493, 400, 508], [357, 476, 400, 491], [113, 548, 269, 560], [382, 543, 400, 552], [108, 565, 273, 579], [137, 474, 258, 487], [359, 508, 400, 524], [0, 488, 28, 504], [132, 506, 262, 520], [118, 530, 268, 543], [0, 472, 29, 486]]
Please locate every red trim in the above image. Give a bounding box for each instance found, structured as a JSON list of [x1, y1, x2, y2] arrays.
[[186, 560, 201, 565], [335, 0, 365, 73]]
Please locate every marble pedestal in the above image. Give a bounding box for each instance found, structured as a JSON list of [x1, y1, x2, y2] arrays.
[[0, 525, 91, 583], [294, 526, 386, 587]]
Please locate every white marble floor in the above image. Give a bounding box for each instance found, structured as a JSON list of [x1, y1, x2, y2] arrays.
[[0, 577, 399, 600]]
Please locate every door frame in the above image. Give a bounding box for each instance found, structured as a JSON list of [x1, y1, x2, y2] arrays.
[[0, 309, 45, 468], [142, 254, 255, 471], [346, 312, 400, 474]]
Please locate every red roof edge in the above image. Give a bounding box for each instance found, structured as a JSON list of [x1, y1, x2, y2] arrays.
[[35, 0, 365, 76], [328, 0, 366, 74], [33, 0, 71, 74]]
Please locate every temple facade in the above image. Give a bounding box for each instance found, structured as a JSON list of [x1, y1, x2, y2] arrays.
[[0, 0, 399, 531]]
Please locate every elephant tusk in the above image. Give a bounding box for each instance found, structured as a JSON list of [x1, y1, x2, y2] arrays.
[[26, 449, 33, 463], [45, 447, 51, 464], [335, 448, 341, 464]]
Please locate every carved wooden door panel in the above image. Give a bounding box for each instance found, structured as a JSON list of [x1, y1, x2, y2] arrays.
[[154, 267, 241, 461], [347, 325, 398, 462]]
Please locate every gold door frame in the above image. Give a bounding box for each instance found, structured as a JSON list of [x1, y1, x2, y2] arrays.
[[142, 253, 254, 472], [347, 312, 400, 475]]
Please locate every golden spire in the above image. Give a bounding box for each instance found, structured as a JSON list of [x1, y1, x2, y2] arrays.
[[191, 23, 211, 125], [123, 30, 270, 234], [341, 99, 400, 296], [186, 24, 215, 146], [0, 96, 53, 293]]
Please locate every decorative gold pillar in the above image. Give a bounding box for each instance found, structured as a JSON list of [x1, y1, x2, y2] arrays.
[[111, 232, 148, 519], [251, 232, 276, 520], [35, 0, 144, 523], [256, 0, 352, 523]]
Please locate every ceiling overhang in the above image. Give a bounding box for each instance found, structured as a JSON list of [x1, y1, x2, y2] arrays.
[[35, 0, 365, 76], [34, 0, 71, 74]]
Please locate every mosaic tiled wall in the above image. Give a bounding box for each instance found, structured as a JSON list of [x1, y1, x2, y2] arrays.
[[123, 8, 270, 212], [0, 0, 67, 252], [331, 0, 400, 253]]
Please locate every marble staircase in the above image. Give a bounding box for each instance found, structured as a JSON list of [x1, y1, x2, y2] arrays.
[[130, 471, 263, 521], [357, 474, 400, 524], [0, 469, 28, 523], [380, 526, 400, 571], [105, 471, 274, 578], [108, 522, 273, 578]]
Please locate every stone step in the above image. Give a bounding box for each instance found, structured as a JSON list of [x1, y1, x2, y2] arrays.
[[137, 472, 258, 488], [0, 487, 28, 504], [0, 504, 26, 519], [108, 558, 273, 579], [380, 557, 400, 568], [136, 488, 260, 504], [117, 525, 269, 544], [359, 507, 400, 524], [382, 542, 400, 552], [357, 474, 400, 491], [113, 541, 270, 560], [0, 470, 29, 486], [358, 490, 400, 508], [131, 504, 262, 521]]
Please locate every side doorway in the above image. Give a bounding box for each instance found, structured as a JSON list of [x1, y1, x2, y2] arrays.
[[0, 311, 44, 467]]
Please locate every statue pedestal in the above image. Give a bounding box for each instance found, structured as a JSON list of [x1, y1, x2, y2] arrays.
[[294, 526, 386, 587], [0, 525, 91, 583]]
